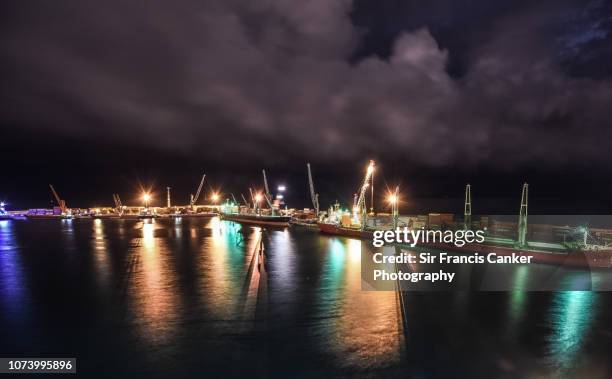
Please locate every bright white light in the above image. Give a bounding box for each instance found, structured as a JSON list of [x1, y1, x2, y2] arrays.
[[143, 193, 151, 202], [276, 194, 284, 200], [367, 163, 375, 174], [0, 202, 4, 207], [277, 185, 286, 192], [255, 193, 263, 202], [388, 194, 398, 204], [211, 192, 220, 202]]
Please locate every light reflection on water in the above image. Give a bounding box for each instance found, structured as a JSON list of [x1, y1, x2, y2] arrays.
[[0, 220, 26, 320], [547, 291, 597, 376], [129, 220, 180, 345], [310, 237, 404, 370], [507, 265, 529, 333], [0, 218, 611, 377], [92, 219, 110, 288]]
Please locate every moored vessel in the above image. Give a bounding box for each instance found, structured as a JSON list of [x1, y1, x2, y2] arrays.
[[222, 212, 291, 227]]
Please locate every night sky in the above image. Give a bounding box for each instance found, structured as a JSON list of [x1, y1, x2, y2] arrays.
[[2, 0, 612, 213]]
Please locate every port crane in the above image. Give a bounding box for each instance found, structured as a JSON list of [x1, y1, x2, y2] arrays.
[[354, 160, 375, 230], [517, 183, 528, 247], [190, 174, 206, 211], [464, 184, 472, 230], [262, 169, 275, 215], [112, 194, 124, 215], [241, 193, 250, 207], [249, 188, 256, 209], [307, 163, 319, 218], [49, 184, 67, 214]]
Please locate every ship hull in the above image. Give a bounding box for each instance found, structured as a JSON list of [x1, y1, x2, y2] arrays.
[[290, 219, 319, 230], [26, 214, 72, 220], [178, 212, 217, 218], [317, 222, 374, 239], [222, 213, 290, 227], [317, 223, 612, 269], [419, 241, 612, 269], [92, 214, 121, 219]]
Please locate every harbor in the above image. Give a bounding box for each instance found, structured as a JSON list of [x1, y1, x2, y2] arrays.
[[3, 161, 612, 270]]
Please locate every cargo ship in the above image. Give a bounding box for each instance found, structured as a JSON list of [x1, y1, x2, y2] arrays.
[[317, 160, 378, 238], [316, 162, 612, 269], [219, 168, 291, 227], [319, 221, 612, 269]]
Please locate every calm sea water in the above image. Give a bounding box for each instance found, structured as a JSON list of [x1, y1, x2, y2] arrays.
[[0, 218, 611, 378]]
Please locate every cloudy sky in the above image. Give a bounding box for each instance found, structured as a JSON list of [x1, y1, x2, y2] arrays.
[[2, 0, 612, 209]]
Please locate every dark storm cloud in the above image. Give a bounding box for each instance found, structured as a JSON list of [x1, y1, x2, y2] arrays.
[[2, 0, 612, 168]]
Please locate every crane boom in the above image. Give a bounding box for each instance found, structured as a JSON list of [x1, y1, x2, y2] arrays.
[[191, 174, 206, 207], [262, 169, 275, 215], [241, 193, 249, 207], [307, 163, 319, 217], [355, 160, 375, 229], [262, 170, 271, 198], [49, 184, 66, 213], [113, 194, 124, 215]]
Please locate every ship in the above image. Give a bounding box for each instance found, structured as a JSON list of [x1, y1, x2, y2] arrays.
[[220, 168, 291, 227], [319, 220, 612, 269], [177, 211, 217, 218], [221, 212, 291, 227], [26, 210, 73, 220], [316, 162, 612, 269], [317, 222, 374, 238], [317, 160, 378, 238]]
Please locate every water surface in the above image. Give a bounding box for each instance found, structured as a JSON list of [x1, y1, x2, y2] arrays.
[[0, 218, 611, 378]]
